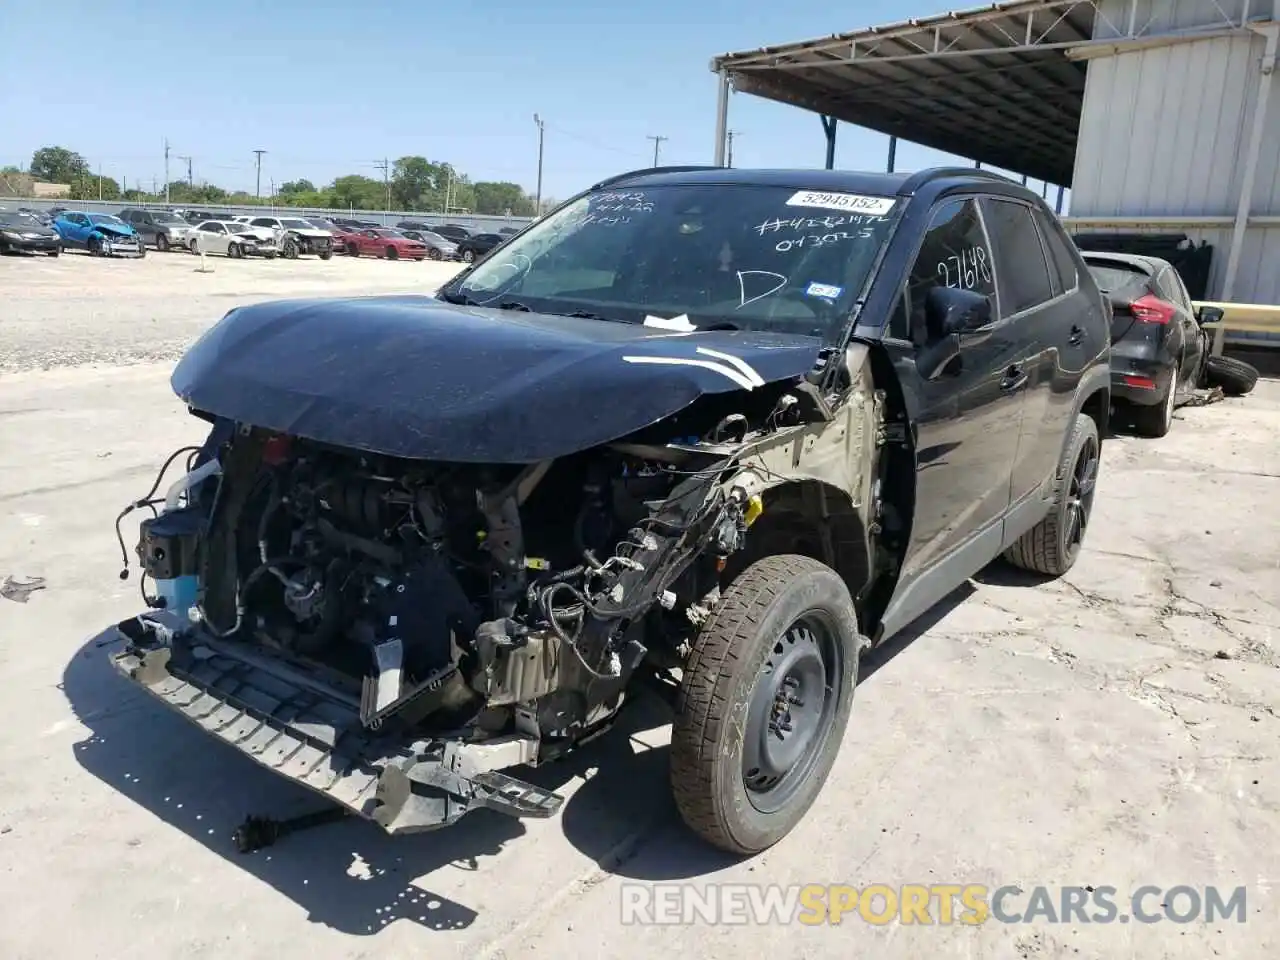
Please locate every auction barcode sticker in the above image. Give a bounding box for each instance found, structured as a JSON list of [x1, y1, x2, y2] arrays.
[[785, 191, 896, 215]]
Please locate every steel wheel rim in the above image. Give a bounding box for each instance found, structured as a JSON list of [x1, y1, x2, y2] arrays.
[[1065, 436, 1099, 550], [742, 611, 845, 814]]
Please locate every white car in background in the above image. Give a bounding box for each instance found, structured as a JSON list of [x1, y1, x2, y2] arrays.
[[244, 215, 335, 259], [188, 220, 279, 259]]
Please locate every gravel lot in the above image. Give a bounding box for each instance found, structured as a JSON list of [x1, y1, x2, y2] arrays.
[[0, 252, 1277, 958], [0, 248, 464, 373]]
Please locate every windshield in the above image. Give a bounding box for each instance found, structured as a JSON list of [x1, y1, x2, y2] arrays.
[[89, 214, 126, 226], [152, 211, 185, 224], [280, 218, 311, 229], [1086, 262, 1150, 294], [444, 183, 899, 342], [423, 232, 450, 244], [0, 212, 37, 226], [308, 219, 334, 229]]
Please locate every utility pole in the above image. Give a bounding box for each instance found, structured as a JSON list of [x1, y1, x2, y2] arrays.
[[532, 114, 546, 215], [97, 163, 103, 201], [725, 131, 739, 168], [177, 155, 192, 187], [374, 158, 390, 212], [163, 138, 171, 203], [647, 134, 668, 167], [253, 149, 267, 199]]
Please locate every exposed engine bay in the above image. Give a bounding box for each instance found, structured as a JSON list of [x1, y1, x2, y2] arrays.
[[113, 352, 890, 839]]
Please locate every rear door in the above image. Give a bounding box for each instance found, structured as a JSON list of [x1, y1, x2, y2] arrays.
[[978, 197, 1062, 513]]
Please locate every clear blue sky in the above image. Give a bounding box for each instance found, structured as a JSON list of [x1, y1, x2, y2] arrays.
[[1, 0, 1068, 207]]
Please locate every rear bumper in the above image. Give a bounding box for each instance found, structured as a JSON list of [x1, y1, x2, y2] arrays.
[[1111, 362, 1174, 406], [110, 614, 564, 835]]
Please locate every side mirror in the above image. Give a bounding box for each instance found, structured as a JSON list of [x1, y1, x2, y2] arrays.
[[924, 286, 992, 341], [1197, 305, 1224, 326]]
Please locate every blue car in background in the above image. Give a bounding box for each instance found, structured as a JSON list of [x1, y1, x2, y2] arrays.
[[53, 211, 146, 258]]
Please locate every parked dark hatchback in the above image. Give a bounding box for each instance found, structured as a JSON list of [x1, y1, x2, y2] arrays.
[[455, 231, 505, 262]]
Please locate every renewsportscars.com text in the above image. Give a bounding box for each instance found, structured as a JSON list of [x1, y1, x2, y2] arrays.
[[619, 883, 1248, 926]]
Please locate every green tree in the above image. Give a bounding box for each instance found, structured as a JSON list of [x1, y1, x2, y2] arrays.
[[30, 146, 91, 183], [329, 174, 385, 210], [68, 173, 121, 201], [472, 181, 536, 216], [390, 156, 446, 210], [278, 179, 316, 197], [1, 165, 21, 175]]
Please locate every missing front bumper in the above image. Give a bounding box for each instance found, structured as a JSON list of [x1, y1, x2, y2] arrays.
[[110, 615, 564, 834]]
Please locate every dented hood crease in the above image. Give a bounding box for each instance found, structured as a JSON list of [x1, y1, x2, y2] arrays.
[[170, 295, 824, 462]]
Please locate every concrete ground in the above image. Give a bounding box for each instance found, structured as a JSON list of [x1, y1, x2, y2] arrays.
[[0, 251, 1277, 958]]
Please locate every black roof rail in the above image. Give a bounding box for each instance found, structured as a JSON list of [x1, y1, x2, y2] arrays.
[[898, 166, 1022, 194], [590, 165, 720, 190]]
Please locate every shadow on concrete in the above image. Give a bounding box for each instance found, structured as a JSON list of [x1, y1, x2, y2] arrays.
[[62, 626, 667, 936], [63, 579, 998, 914]]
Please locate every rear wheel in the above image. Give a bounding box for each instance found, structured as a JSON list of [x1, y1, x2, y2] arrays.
[[1203, 355, 1259, 396], [1004, 413, 1099, 577], [385, 246, 399, 260], [462, 248, 475, 263], [671, 554, 863, 855], [428, 247, 442, 260], [156, 233, 170, 252], [319, 250, 332, 260], [1132, 375, 1177, 438], [228, 242, 241, 259]]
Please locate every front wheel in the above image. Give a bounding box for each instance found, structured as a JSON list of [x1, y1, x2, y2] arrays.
[[1004, 412, 1100, 576], [48, 245, 61, 257], [156, 233, 170, 252], [228, 242, 242, 259], [319, 250, 332, 260], [1203, 355, 1259, 396], [385, 246, 399, 260], [461, 249, 475, 263], [88, 236, 103, 256], [671, 554, 863, 856]]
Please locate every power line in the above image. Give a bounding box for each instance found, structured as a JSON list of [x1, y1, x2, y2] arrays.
[[373, 157, 390, 211], [176, 155, 192, 186], [647, 135, 668, 167]]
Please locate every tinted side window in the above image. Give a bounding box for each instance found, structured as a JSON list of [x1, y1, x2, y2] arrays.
[[1035, 209, 1079, 294], [894, 197, 996, 341], [251, 218, 273, 228], [981, 198, 1054, 315]]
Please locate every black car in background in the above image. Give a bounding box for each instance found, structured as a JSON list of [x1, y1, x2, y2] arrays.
[[426, 223, 471, 242], [0, 209, 61, 255], [455, 231, 504, 262], [1081, 251, 1259, 436]]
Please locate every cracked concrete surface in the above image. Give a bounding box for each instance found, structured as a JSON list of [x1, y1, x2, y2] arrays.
[[0, 255, 1277, 958]]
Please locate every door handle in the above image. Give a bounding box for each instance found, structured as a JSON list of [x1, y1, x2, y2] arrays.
[[1000, 365, 1028, 392], [1068, 325, 1084, 345]]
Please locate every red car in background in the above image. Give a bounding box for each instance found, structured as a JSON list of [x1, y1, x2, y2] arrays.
[[346, 227, 428, 261]]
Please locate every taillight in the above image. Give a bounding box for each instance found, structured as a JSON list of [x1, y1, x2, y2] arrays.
[[1130, 294, 1175, 324]]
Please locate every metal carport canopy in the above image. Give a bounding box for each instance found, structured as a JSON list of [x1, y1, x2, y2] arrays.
[[709, 0, 1240, 187]]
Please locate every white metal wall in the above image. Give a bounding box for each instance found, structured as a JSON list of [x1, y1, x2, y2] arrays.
[[1071, 0, 1280, 303]]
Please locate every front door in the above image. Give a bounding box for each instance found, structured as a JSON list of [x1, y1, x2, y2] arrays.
[[878, 196, 1026, 635]]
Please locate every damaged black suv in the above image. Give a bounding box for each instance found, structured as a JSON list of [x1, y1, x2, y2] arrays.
[[113, 166, 1109, 856]]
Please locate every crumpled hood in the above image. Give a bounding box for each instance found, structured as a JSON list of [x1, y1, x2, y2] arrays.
[[92, 222, 135, 238], [171, 295, 825, 462]]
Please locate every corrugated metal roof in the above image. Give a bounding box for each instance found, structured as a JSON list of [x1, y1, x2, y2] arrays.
[[709, 1, 1097, 186]]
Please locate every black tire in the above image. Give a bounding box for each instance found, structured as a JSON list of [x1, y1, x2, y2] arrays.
[[346, 241, 360, 257], [1131, 376, 1176, 438], [188, 238, 198, 255], [385, 246, 398, 260], [671, 554, 863, 856], [1203, 355, 1259, 396], [319, 250, 332, 260], [428, 247, 442, 260], [156, 233, 170, 252], [88, 236, 103, 256], [228, 242, 241, 259], [1004, 413, 1100, 577], [48, 246, 60, 257], [462, 249, 475, 263]]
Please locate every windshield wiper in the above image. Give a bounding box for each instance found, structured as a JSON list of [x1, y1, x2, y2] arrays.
[[437, 290, 479, 306], [564, 310, 633, 324], [497, 300, 533, 311]]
